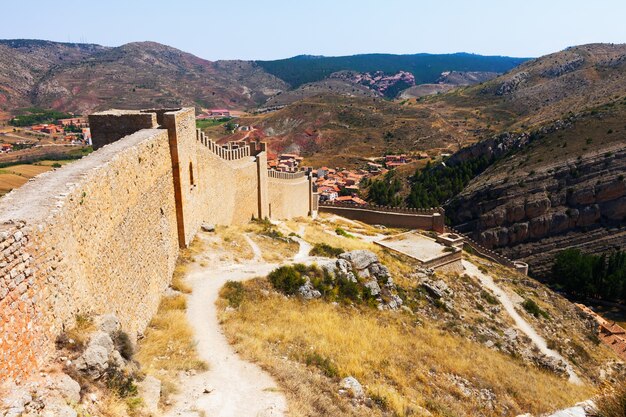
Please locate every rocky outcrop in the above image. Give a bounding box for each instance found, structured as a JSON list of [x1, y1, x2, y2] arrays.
[[450, 146, 626, 278], [330, 70, 416, 97], [318, 250, 403, 309]]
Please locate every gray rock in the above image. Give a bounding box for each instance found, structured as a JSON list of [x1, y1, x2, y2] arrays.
[[139, 375, 161, 414], [504, 328, 518, 341], [363, 280, 381, 297], [340, 376, 364, 399], [54, 373, 81, 403], [2, 388, 32, 417], [336, 259, 351, 275], [345, 272, 357, 283], [369, 263, 391, 281], [201, 223, 215, 232], [298, 278, 322, 300], [358, 268, 371, 279], [387, 294, 403, 310], [110, 349, 126, 368], [89, 331, 115, 353], [75, 345, 110, 379], [42, 401, 78, 417], [339, 250, 378, 270], [420, 278, 453, 299], [97, 314, 120, 335]]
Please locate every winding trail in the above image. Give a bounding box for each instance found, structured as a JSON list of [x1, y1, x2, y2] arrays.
[[163, 235, 285, 417], [165, 228, 326, 417], [462, 260, 582, 385]]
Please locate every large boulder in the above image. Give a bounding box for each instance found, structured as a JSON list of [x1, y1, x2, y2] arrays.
[[75, 345, 110, 379], [298, 277, 322, 300], [339, 250, 378, 271], [75, 331, 115, 379], [97, 314, 120, 335]]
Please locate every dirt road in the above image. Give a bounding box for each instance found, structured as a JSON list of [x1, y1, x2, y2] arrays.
[[462, 260, 582, 385]]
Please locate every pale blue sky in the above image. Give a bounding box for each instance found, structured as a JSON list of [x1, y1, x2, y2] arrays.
[[2, 0, 625, 60]]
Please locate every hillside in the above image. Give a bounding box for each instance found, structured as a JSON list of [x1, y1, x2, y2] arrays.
[[402, 43, 626, 278], [0, 39, 288, 115], [256, 53, 528, 88], [399, 71, 500, 98], [0, 39, 528, 116], [438, 43, 626, 128], [215, 93, 487, 167], [448, 104, 626, 278]]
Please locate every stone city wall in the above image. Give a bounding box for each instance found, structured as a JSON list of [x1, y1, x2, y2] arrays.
[[0, 108, 315, 382], [0, 128, 179, 382], [268, 171, 312, 220]]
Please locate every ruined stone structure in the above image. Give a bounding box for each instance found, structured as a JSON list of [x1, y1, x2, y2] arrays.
[[0, 108, 315, 382]]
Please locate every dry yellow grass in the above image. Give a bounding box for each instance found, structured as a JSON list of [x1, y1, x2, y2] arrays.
[[0, 173, 28, 194], [7, 164, 51, 176], [215, 225, 254, 261], [219, 278, 594, 417], [135, 294, 207, 399], [136, 238, 207, 401]]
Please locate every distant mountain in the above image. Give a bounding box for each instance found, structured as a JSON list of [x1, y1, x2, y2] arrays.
[[256, 53, 529, 89], [0, 39, 528, 115]]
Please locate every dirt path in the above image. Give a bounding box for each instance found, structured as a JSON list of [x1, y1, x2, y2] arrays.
[[165, 229, 327, 417], [462, 260, 582, 385], [163, 237, 285, 417]]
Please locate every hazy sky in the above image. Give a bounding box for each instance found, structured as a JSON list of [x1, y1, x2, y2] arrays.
[[2, 0, 625, 60]]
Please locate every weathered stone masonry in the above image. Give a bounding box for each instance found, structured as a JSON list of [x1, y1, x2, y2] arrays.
[[0, 108, 315, 382]]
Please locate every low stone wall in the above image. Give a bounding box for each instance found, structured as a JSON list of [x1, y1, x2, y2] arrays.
[[319, 203, 444, 232]]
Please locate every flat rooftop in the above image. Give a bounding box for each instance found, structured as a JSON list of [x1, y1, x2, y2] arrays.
[[376, 231, 451, 263]]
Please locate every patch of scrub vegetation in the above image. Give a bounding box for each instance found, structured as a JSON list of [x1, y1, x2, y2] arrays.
[[309, 242, 344, 257], [195, 117, 232, 129], [8, 107, 73, 126], [218, 277, 593, 417], [596, 380, 626, 417], [522, 298, 550, 319]]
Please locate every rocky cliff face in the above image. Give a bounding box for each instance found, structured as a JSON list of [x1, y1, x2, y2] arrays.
[[451, 146, 625, 277], [447, 104, 626, 278]]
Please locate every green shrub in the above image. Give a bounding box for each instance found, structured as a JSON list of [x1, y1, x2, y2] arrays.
[[480, 290, 499, 305], [309, 243, 345, 257], [112, 330, 134, 360], [304, 352, 339, 378], [222, 281, 245, 308], [268, 266, 306, 295], [522, 299, 549, 319], [336, 276, 362, 302], [335, 227, 354, 238]]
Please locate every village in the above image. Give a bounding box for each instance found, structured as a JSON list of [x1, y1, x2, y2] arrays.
[[0, 116, 91, 155], [268, 151, 419, 205]]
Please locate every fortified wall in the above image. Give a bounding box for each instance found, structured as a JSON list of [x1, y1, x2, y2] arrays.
[[319, 202, 445, 233], [0, 108, 315, 382]]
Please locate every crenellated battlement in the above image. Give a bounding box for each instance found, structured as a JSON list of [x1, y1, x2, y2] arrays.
[[268, 169, 306, 180], [195, 129, 253, 160]]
